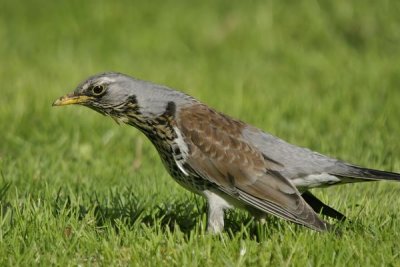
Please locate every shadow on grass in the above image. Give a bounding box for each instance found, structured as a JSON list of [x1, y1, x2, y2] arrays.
[[52, 186, 206, 234], [51, 186, 292, 240], [51, 186, 311, 241], [0, 182, 350, 241], [0, 181, 12, 215]]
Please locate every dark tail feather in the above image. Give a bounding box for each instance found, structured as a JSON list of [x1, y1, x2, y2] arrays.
[[347, 166, 400, 181], [302, 191, 346, 221]]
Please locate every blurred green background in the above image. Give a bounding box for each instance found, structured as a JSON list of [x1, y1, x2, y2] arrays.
[[0, 0, 399, 265]]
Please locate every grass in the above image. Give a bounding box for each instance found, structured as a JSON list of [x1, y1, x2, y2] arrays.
[[1, 0, 400, 265]]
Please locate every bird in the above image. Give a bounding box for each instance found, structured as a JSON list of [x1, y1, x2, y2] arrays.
[[53, 72, 400, 233]]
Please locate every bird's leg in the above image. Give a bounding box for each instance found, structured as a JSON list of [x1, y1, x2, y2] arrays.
[[203, 190, 232, 234], [247, 206, 268, 224], [207, 203, 225, 234]]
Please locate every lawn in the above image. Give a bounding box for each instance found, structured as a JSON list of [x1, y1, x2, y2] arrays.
[[0, 0, 400, 266]]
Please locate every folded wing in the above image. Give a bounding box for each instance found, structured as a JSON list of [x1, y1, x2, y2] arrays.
[[178, 104, 328, 231]]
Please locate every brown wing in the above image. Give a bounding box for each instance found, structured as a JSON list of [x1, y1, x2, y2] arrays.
[[177, 104, 328, 231]]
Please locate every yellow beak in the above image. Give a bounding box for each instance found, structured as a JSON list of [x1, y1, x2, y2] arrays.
[[52, 94, 94, 106]]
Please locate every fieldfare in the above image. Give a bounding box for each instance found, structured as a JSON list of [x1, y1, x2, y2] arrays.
[[53, 72, 400, 233]]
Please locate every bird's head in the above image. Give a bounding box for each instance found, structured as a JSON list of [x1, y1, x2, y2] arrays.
[[53, 72, 193, 126]]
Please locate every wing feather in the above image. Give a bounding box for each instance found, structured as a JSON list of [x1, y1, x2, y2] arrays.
[[178, 104, 328, 231]]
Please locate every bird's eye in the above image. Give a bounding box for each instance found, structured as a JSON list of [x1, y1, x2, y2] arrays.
[[92, 85, 105, 96]]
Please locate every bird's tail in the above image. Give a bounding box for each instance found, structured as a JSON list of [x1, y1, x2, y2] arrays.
[[356, 167, 400, 181], [340, 164, 400, 182]]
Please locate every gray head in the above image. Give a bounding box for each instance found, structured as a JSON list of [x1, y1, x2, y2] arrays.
[[53, 72, 195, 124]]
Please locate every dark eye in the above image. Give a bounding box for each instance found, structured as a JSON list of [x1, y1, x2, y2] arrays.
[[92, 85, 105, 96]]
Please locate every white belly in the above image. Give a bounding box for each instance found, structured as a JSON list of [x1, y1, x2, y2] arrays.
[[292, 173, 341, 189]]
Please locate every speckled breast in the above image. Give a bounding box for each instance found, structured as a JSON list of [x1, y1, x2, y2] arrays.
[[152, 139, 212, 194]]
